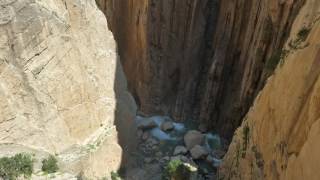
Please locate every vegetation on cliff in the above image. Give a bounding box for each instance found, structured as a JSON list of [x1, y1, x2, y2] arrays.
[[0, 153, 33, 180]]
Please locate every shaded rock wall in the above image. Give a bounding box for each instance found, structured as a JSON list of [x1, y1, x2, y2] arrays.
[[0, 0, 136, 178], [97, 0, 219, 122], [220, 0, 320, 178], [97, 0, 304, 138]]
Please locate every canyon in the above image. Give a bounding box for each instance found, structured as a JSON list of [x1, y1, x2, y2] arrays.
[[0, 0, 319, 179], [96, 0, 305, 140]]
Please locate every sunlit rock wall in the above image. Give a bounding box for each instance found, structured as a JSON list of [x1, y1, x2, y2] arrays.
[[220, 0, 320, 179], [0, 0, 136, 178]]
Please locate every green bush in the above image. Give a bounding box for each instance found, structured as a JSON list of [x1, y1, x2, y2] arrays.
[[41, 155, 59, 174], [289, 27, 311, 49], [297, 27, 311, 42], [265, 51, 281, 71], [242, 125, 250, 158], [162, 159, 183, 180], [162, 160, 198, 180], [110, 171, 121, 180], [265, 49, 289, 72], [0, 153, 34, 180]]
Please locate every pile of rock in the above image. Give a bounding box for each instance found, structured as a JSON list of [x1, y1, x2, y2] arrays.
[[136, 118, 157, 143], [172, 130, 226, 169], [134, 116, 226, 179], [183, 130, 208, 159]]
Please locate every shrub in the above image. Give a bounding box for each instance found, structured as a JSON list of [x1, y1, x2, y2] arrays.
[[242, 125, 250, 158], [162, 160, 198, 180], [289, 27, 311, 49], [265, 51, 282, 71], [297, 27, 311, 42], [265, 49, 289, 72], [110, 171, 121, 180], [41, 155, 59, 174], [0, 153, 33, 180], [162, 159, 183, 180]]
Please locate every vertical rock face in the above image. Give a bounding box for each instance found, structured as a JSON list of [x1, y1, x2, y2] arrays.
[[0, 0, 136, 178], [97, 0, 304, 138], [198, 0, 304, 138], [220, 0, 320, 179], [97, 0, 219, 121]]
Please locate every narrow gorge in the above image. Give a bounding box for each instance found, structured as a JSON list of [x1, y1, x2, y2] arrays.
[[0, 0, 319, 179]]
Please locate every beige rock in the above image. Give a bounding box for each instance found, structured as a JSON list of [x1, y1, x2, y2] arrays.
[[137, 118, 157, 130], [0, 0, 136, 179], [190, 145, 209, 160], [173, 146, 188, 156], [161, 121, 174, 131], [220, 1, 320, 179], [184, 130, 205, 150]]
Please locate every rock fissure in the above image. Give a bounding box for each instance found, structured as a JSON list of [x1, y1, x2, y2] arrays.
[[0, 0, 320, 179]]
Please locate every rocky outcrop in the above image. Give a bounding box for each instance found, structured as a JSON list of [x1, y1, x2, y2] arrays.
[[220, 1, 320, 179], [97, 0, 304, 139], [0, 0, 136, 178]]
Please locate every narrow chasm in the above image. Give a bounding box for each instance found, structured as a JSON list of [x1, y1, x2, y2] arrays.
[[96, 0, 305, 179]]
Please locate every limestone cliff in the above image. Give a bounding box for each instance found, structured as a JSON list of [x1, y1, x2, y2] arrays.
[[97, 0, 304, 139], [0, 0, 136, 178], [220, 0, 320, 179]]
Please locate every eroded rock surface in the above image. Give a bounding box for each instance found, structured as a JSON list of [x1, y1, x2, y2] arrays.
[[220, 1, 320, 179], [0, 0, 136, 178]]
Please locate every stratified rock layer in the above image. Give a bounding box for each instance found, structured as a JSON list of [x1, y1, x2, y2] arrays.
[[0, 0, 136, 178], [220, 1, 320, 179]]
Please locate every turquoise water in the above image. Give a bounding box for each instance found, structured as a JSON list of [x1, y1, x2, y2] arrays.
[[136, 115, 222, 151]]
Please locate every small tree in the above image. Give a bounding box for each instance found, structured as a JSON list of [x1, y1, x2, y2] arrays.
[[42, 155, 59, 174]]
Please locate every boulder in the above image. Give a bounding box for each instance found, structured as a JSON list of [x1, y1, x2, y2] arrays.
[[146, 138, 159, 145], [184, 130, 205, 149], [161, 121, 174, 131], [161, 156, 170, 162], [156, 152, 163, 157], [137, 119, 157, 130], [173, 146, 188, 155], [190, 145, 209, 160], [137, 129, 143, 138], [180, 156, 190, 163], [142, 131, 150, 141], [212, 149, 226, 159], [144, 157, 153, 164], [170, 155, 183, 161]]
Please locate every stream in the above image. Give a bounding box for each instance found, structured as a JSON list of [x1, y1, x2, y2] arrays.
[[125, 115, 227, 180]]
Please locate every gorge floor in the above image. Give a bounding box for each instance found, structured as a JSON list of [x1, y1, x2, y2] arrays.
[[121, 116, 228, 180]]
